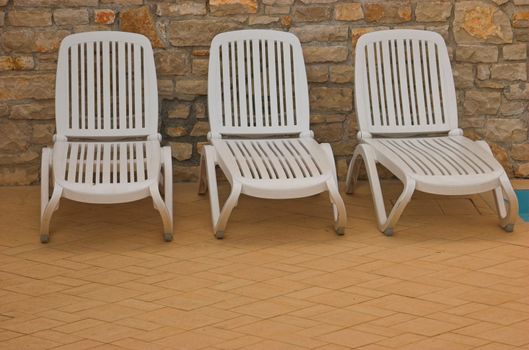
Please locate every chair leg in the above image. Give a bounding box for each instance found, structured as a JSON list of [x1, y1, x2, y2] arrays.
[[41, 148, 52, 220], [40, 185, 62, 244], [350, 144, 415, 235], [198, 149, 208, 195], [214, 182, 242, 239], [475, 140, 518, 232], [345, 149, 363, 195], [203, 145, 241, 239], [151, 184, 173, 242], [156, 146, 173, 242], [494, 174, 519, 232], [320, 143, 347, 235], [327, 180, 347, 235]]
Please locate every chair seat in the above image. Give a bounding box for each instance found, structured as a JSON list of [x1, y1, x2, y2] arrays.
[[212, 137, 334, 198], [52, 140, 161, 203], [366, 136, 504, 194]]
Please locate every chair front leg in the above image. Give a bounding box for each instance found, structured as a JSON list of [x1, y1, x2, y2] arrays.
[[40, 185, 62, 243], [320, 143, 347, 235], [350, 144, 414, 236], [475, 140, 518, 232], [198, 148, 208, 195], [41, 147, 52, 219], [214, 182, 241, 239], [495, 174, 519, 232], [161, 146, 174, 241], [345, 149, 363, 195], [327, 179, 347, 235]]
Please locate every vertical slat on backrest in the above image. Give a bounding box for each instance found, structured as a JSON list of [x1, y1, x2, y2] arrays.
[[70, 45, 79, 131], [389, 40, 402, 126], [411, 39, 427, 126], [267, 39, 278, 128], [245, 40, 254, 127], [420, 40, 433, 124], [230, 42, 239, 127], [427, 41, 442, 124], [283, 42, 294, 127], [118, 41, 126, 130], [80, 43, 85, 130], [86, 42, 95, 130], [366, 43, 381, 127], [381, 40, 396, 126], [102, 41, 111, 131], [95, 42, 101, 130], [236, 40, 248, 127], [133, 43, 142, 129], [396, 39, 411, 126], [221, 42, 232, 128], [355, 30, 456, 135], [252, 39, 263, 128], [277, 41, 285, 126], [127, 43, 133, 129], [405, 39, 418, 126], [111, 41, 118, 130], [375, 42, 387, 126], [261, 40, 270, 127]]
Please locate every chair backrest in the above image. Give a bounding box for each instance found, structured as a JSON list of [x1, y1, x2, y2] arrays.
[[55, 32, 158, 139], [208, 30, 310, 137], [355, 30, 458, 136]]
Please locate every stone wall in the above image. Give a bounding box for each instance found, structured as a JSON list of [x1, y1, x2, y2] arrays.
[[0, 0, 528, 185]]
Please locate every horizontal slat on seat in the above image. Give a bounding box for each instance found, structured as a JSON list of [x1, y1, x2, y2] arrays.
[[368, 136, 499, 177], [215, 138, 325, 181], [54, 141, 159, 186]]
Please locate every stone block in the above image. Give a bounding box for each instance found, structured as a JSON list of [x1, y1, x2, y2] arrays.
[[0, 56, 34, 71], [416, 2, 452, 22], [306, 65, 328, 83], [168, 20, 239, 46], [364, 2, 412, 24], [53, 9, 88, 25], [335, 3, 363, 21], [210, 0, 257, 16], [10, 101, 54, 120], [503, 44, 527, 60], [157, 2, 207, 16], [290, 24, 348, 42], [170, 142, 193, 161], [190, 121, 210, 136], [303, 46, 348, 63], [310, 87, 353, 112], [490, 63, 527, 81], [0, 74, 54, 100], [453, 1, 513, 44], [330, 65, 354, 83], [120, 6, 164, 48], [8, 9, 52, 26], [294, 6, 331, 22], [464, 90, 501, 115], [155, 50, 190, 76], [456, 45, 498, 63], [94, 9, 115, 24]]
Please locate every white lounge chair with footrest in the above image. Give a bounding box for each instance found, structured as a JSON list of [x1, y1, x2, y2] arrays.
[[198, 30, 347, 239], [41, 32, 173, 243], [346, 29, 518, 236]]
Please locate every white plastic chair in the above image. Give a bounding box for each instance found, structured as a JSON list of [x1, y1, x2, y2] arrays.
[[41, 32, 173, 243], [346, 29, 518, 236], [198, 30, 347, 239]]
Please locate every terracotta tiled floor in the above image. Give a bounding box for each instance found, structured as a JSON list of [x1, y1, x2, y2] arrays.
[[1, 180, 528, 350]]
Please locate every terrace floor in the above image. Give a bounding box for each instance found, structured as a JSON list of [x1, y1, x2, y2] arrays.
[[0, 180, 528, 350]]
